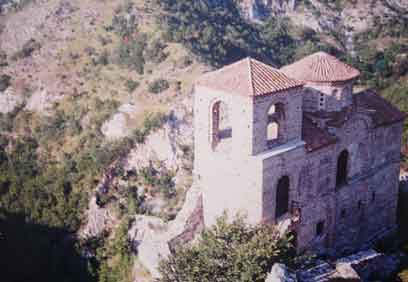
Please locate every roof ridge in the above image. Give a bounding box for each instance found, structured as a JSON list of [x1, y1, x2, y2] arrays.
[[247, 57, 255, 96], [196, 57, 303, 97]]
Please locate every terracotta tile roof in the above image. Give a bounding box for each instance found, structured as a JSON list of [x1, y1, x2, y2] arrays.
[[302, 116, 337, 152], [354, 89, 407, 127], [281, 51, 360, 83], [196, 57, 303, 97]]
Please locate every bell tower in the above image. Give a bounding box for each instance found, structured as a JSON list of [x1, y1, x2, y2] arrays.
[[194, 57, 304, 227]]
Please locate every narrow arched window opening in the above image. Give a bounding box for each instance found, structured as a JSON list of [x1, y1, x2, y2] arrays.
[[266, 103, 284, 146], [276, 176, 289, 219], [212, 101, 231, 148], [268, 103, 284, 121], [267, 122, 279, 142], [336, 150, 349, 187]]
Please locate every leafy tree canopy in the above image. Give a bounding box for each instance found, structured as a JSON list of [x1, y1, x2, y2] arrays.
[[158, 214, 298, 282]]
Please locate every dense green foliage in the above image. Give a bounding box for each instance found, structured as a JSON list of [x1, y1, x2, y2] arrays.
[[347, 43, 408, 90], [158, 215, 297, 282], [156, 0, 301, 66], [96, 219, 134, 282], [148, 79, 170, 94], [0, 137, 87, 231], [0, 96, 137, 281], [125, 79, 140, 93]]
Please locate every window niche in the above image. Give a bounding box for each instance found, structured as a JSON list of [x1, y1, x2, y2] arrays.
[[266, 102, 284, 146], [275, 176, 290, 219], [336, 150, 349, 187], [316, 220, 325, 237], [211, 100, 232, 149], [267, 122, 279, 142]]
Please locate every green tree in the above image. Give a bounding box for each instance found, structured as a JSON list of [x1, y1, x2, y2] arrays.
[[158, 214, 297, 282]]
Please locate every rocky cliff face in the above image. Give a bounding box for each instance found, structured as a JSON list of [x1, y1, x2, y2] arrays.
[[240, 0, 407, 34], [239, 0, 297, 19]]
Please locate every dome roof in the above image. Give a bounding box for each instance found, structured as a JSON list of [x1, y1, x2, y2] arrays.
[[280, 52, 360, 83]]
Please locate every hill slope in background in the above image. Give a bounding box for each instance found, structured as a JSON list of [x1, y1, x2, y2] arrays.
[[0, 0, 407, 281]]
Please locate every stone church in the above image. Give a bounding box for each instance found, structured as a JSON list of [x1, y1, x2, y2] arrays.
[[193, 51, 406, 253]]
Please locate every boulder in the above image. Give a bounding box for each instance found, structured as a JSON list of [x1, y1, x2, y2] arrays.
[[329, 263, 361, 282], [266, 263, 297, 282], [101, 112, 131, 139], [0, 87, 24, 114]]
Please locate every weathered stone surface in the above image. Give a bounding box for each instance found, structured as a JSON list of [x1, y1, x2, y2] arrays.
[[129, 184, 203, 278], [266, 263, 297, 282], [126, 101, 193, 171], [0, 86, 24, 113], [80, 196, 116, 238], [297, 249, 399, 282], [329, 263, 361, 282], [102, 104, 141, 140]]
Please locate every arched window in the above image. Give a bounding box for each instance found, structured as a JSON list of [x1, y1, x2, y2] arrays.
[[267, 103, 284, 121], [212, 101, 231, 148], [267, 122, 279, 142], [266, 103, 284, 146], [276, 176, 289, 219], [268, 104, 276, 115], [336, 150, 349, 187]]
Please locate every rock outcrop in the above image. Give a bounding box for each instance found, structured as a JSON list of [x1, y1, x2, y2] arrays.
[[102, 104, 141, 140], [128, 184, 203, 278], [80, 196, 116, 238], [266, 263, 297, 282], [125, 99, 193, 171], [0, 86, 24, 114], [240, 0, 407, 39], [240, 0, 297, 20], [297, 249, 400, 282]]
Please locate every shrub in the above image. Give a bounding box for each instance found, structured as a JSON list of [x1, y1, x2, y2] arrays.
[[115, 36, 146, 74], [12, 39, 41, 60], [0, 74, 11, 91], [0, 50, 7, 67], [96, 50, 110, 66], [125, 185, 145, 214], [143, 112, 167, 133], [158, 214, 297, 282], [111, 13, 137, 37], [97, 219, 133, 282], [132, 128, 146, 144], [144, 39, 168, 64], [148, 79, 169, 94], [124, 79, 139, 93], [130, 112, 167, 144], [178, 55, 193, 68]]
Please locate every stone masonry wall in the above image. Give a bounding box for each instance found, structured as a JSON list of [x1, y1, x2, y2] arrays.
[[302, 81, 353, 112], [194, 83, 403, 254], [252, 88, 303, 155], [290, 116, 403, 253], [194, 86, 264, 227]]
